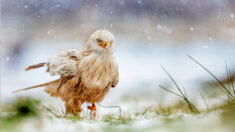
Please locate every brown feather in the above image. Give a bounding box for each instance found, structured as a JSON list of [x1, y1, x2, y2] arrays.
[[56, 76, 73, 93], [12, 79, 60, 93], [25, 63, 46, 71]]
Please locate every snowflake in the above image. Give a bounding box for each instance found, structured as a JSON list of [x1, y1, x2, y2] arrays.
[[230, 13, 234, 21], [137, 0, 142, 4], [6, 57, 10, 61], [190, 27, 194, 31], [208, 37, 213, 41]]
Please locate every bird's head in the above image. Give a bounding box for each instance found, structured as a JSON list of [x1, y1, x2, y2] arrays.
[[84, 30, 115, 53]]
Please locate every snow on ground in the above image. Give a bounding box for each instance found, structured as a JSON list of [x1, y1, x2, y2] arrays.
[[4, 104, 230, 132]]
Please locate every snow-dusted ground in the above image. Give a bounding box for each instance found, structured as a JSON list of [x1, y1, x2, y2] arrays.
[[3, 100, 232, 132], [17, 111, 225, 132]]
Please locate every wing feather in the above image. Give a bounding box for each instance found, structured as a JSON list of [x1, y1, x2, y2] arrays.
[[47, 49, 82, 76], [111, 63, 119, 88]]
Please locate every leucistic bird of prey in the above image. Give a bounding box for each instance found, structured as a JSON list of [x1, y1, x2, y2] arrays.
[[13, 30, 119, 118]]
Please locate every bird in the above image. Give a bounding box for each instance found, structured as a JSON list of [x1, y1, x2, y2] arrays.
[[13, 29, 119, 118]]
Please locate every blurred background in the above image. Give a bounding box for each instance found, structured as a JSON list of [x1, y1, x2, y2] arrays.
[[1, 0, 235, 110]]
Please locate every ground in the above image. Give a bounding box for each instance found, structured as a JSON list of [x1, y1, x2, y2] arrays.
[[1, 93, 235, 132]]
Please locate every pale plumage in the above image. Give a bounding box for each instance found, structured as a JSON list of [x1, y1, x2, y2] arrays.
[[14, 30, 119, 117], [46, 49, 82, 76]]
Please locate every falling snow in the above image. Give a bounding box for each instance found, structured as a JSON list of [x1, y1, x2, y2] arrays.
[[137, 0, 142, 4], [208, 37, 213, 41], [47, 29, 55, 35], [6, 57, 10, 61], [156, 24, 172, 34], [230, 13, 234, 21], [190, 27, 194, 31], [2, 1, 235, 132]]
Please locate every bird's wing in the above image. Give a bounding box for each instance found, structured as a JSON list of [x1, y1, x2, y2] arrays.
[[111, 63, 119, 88], [46, 49, 83, 76]]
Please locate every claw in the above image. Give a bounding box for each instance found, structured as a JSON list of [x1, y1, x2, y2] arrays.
[[87, 103, 96, 119]]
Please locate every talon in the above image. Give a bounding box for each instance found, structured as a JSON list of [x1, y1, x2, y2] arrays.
[[87, 103, 96, 119]]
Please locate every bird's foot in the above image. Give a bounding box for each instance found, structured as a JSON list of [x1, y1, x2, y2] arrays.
[[87, 103, 96, 119]]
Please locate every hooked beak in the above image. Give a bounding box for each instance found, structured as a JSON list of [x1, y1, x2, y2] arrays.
[[100, 41, 110, 49]]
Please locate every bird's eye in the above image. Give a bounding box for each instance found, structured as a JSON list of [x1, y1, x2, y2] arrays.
[[96, 38, 102, 43]]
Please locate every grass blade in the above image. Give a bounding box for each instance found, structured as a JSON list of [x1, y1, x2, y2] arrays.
[[161, 65, 185, 98], [228, 69, 235, 94], [42, 105, 62, 118], [159, 85, 183, 98], [142, 105, 152, 115], [97, 103, 122, 119], [199, 90, 209, 110], [160, 66, 199, 113], [187, 55, 233, 97]]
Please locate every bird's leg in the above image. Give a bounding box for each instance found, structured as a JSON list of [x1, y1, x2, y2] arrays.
[[65, 103, 72, 115], [87, 103, 96, 119], [67, 97, 82, 118]]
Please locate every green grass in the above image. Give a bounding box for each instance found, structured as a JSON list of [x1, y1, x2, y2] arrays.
[[159, 56, 235, 115], [188, 55, 234, 99], [0, 97, 41, 130], [2, 95, 235, 132], [160, 65, 199, 113]]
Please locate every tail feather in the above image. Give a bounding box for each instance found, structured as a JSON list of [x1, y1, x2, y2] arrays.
[[45, 76, 73, 97], [25, 63, 46, 71], [12, 79, 60, 93]]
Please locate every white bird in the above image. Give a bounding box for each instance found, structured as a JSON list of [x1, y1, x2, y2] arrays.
[[14, 30, 119, 118]]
